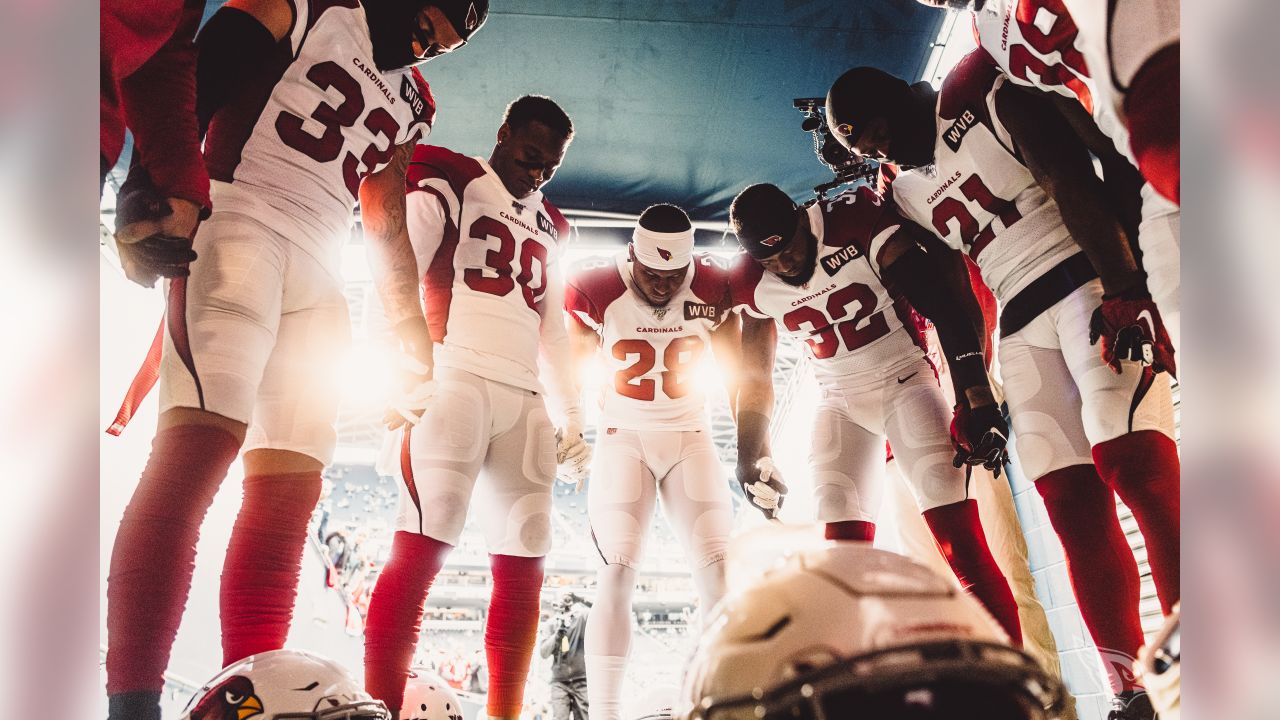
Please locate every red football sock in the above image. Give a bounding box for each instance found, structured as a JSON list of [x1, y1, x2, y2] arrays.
[[1124, 44, 1180, 205], [923, 500, 1022, 645], [220, 471, 323, 665], [824, 520, 876, 542], [364, 531, 453, 714], [1037, 465, 1145, 694], [485, 554, 545, 718], [105, 424, 240, 695], [1092, 430, 1181, 613]]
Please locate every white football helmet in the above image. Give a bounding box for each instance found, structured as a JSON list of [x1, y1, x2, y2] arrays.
[[401, 668, 464, 720], [179, 649, 390, 720], [678, 544, 1065, 720]]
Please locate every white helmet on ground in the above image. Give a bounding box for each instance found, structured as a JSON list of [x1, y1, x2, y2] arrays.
[[678, 544, 1065, 720], [180, 649, 390, 720], [400, 668, 464, 720]]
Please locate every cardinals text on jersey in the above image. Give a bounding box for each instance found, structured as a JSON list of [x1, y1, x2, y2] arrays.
[[406, 145, 570, 393], [566, 252, 731, 431], [204, 0, 436, 269], [729, 188, 923, 383], [888, 50, 1078, 303]]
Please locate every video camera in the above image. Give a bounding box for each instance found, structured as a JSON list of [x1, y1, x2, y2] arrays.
[[792, 97, 881, 203]]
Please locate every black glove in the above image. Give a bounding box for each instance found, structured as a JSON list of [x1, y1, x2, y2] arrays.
[[949, 403, 1010, 477], [115, 182, 198, 286]]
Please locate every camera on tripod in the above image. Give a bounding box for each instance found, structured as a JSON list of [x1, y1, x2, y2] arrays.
[[793, 97, 880, 202]]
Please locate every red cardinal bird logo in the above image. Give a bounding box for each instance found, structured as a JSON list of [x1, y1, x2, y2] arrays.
[[760, 234, 782, 247], [656, 247, 673, 261], [465, 3, 479, 30], [190, 675, 264, 720]]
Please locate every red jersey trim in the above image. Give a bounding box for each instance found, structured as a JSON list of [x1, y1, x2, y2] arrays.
[[565, 261, 627, 329]]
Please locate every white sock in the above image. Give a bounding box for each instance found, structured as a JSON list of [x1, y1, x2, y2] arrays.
[[691, 559, 728, 632], [586, 565, 636, 720], [586, 654, 628, 720]]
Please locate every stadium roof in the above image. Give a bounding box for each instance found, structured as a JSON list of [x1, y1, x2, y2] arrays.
[[416, 1, 945, 221]]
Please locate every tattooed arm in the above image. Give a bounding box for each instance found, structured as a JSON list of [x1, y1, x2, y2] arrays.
[[362, 142, 434, 362]]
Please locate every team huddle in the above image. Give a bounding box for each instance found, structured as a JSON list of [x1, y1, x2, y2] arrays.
[[101, 1, 1181, 719]]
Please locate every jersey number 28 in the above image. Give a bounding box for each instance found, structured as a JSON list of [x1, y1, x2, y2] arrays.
[[612, 337, 703, 402]]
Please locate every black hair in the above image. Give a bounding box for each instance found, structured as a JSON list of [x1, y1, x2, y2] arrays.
[[503, 95, 574, 140], [638, 203, 692, 233]]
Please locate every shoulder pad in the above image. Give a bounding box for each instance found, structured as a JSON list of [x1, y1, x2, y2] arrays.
[[406, 145, 485, 195], [565, 258, 627, 328], [938, 47, 1002, 124]]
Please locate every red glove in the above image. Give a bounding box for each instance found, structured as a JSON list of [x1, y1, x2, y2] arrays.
[[950, 402, 1010, 477], [1089, 291, 1177, 377]]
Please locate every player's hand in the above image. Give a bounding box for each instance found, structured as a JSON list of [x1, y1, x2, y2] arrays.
[[736, 457, 788, 519], [1089, 291, 1177, 377], [555, 420, 591, 491], [386, 367, 436, 429], [385, 318, 436, 429], [950, 402, 1010, 477], [115, 187, 201, 288]]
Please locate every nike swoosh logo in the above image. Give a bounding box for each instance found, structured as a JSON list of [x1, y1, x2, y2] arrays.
[[1136, 309, 1154, 331], [897, 372, 919, 384]]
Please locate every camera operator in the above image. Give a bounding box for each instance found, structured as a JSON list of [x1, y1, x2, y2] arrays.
[[539, 592, 590, 720]]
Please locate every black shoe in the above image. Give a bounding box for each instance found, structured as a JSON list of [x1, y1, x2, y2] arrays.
[[1108, 690, 1157, 720]]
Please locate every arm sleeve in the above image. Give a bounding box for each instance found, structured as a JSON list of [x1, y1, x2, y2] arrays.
[[539, 256, 583, 425], [405, 188, 448, 274], [119, 0, 209, 210]]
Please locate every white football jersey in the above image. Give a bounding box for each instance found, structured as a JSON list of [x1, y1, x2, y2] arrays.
[[889, 51, 1078, 303], [566, 252, 732, 431], [971, 0, 1130, 155], [204, 0, 436, 271], [406, 145, 570, 393], [729, 188, 924, 385]]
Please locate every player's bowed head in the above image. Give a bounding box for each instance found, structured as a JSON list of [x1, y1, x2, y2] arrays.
[[365, 0, 489, 71], [488, 95, 575, 200], [629, 204, 696, 307], [729, 183, 819, 288], [824, 66, 940, 171]]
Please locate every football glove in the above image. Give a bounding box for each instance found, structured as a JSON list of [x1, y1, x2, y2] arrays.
[[385, 318, 436, 429], [115, 183, 199, 287], [555, 420, 592, 491], [1089, 291, 1177, 377], [950, 402, 1009, 477], [736, 457, 789, 519], [385, 353, 436, 429]]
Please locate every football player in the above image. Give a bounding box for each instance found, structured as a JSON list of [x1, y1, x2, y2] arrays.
[[826, 57, 1180, 720], [103, 3, 486, 720], [728, 182, 1023, 644], [915, 0, 1178, 205], [914, 0, 1182, 354], [361, 95, 587, 720], [563, 204, 739, 720]]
